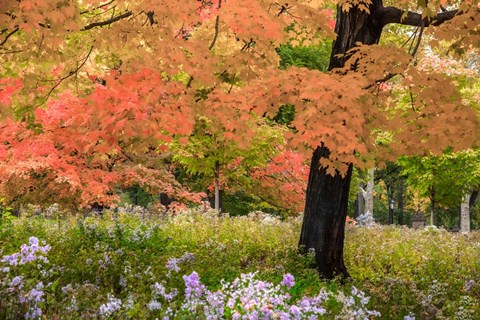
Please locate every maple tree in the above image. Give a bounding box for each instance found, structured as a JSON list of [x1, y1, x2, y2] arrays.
[[0, 72, 203, 209], [0, 0, 479, 279]]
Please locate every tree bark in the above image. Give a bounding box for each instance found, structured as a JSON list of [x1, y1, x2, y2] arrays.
[[299, 146, 353, 278], [397, 180, 405, 225], [299, 1, 383, 279], [365, 168, 375, 215], [355, 182, 365, 218], [430, 193, 435, 226], [214, 161, 221, 211], [387, 184, 394, 224], [460, 192, 471, 232]]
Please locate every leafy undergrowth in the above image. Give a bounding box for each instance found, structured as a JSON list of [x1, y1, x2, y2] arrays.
[[0, 207, 479, 319]]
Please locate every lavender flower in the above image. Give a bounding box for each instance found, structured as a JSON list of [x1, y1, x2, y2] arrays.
[[148, 300, 162, 311], [10, 276, 23, 287], [281, 273, 295, 289], [99, 294, 122, 318], [179, 252, 195, 263], [1, 237, 50, 266], [465, 279, 476, 292], [23, 282, 45, 320], [166, 258, 180, 273]]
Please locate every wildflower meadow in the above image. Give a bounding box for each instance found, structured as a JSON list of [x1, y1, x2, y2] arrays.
[[1, 206, 479, 319]]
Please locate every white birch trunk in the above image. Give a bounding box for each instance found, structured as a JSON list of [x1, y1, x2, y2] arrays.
[[460, 192, 471, 232], [357, 186, 365, 217], [365, 168, 374, 215]]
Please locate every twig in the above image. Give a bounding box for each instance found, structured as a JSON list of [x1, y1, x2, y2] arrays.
[[208, 0, 222, 50], [38, 45, 94, 107], [410, 21, 425, 57], [209, 16, 220, 50], [0, 27, 19, 47], [80, 0, 116, 15]]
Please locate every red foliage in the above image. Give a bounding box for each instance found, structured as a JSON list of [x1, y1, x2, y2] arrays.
[[0, 72, 201, 209], [251, 150, 309, 212]]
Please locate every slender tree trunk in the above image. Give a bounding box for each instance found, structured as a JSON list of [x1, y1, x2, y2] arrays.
[[460, 192, 471, 232], [397, 181, 405, 225], [299, 1, 383, 279], [214, 161, 220, 211], [355, 183, 365, 218], [387, 184, 394, 224], [365, 168, 375, 215], [430, 195, 435, 226]]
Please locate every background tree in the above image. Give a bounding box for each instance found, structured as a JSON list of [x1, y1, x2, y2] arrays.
[[399, 149, 480, 229], [168, 115, 286, 211]]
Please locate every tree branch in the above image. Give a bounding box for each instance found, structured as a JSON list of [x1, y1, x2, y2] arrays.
[[82, 11, 132, 31], [38, 45, 94, 106], [0, 26, 19, 47], [208, 0, 222, 50], [380, 7, 459, 27]]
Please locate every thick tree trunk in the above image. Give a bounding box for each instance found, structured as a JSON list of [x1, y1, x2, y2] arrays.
[[328, 2, 384, 70], [299, 146, 353, 278], [299, 1, 383, 279]]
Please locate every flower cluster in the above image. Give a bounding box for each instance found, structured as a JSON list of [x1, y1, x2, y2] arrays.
[[0, 237, 51, 320], [1, 237, 51, 266], [99, 293, 122, 318], [178, 271, 379, 320], [22, 282, 45, 319], [165, 252, 195, 275], [356, 211, 375, 227]]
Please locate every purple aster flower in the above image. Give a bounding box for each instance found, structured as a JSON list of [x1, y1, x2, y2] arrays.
[[166, 258, 180, 272], [148, 300, 162, 311], [10, 276, 22, 287], [180, 252, 195, 263], [281, 273, 295, 289], [29, 237, 39, 246]]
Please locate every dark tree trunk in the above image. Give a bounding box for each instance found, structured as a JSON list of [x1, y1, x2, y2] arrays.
[[387, 184, 394, 224], [299, 1, 384, 279], [469, 189, 478, 209], [397, 182, 405, 225], [328, 1, 384, 70], [299, 146, 353, 278], [159, 193, 173, 207]]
